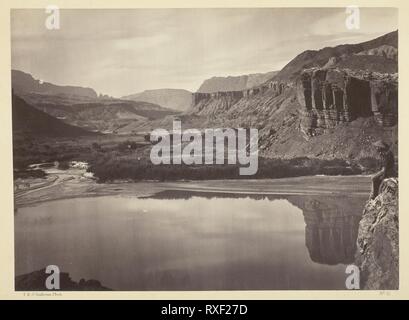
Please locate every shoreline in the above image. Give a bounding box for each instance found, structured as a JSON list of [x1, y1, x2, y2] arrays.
[[14, 172, 371, 209]]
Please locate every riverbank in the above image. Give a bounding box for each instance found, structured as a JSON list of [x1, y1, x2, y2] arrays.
[[14, 166, 371, 209]]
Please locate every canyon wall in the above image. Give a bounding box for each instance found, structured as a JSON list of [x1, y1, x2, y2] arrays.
[[187, 32, 398, 160], [296, 68, 398, 137], [192, 79, 289, 107], [192, 67, 397, 138], [197, 71, 278, 93], [189, 67, 397, 161]]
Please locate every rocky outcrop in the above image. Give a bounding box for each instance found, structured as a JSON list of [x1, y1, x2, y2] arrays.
[[355, 178, 399, 290], [192, 91, 245, 114], [296, 68, 398, 137], [15, 268, 111, 291], [197, 71, 278, 93], [192, 80, 289, 110], [370, 80, 398, 127], [192, 91, 242, 108], [357, 45, 398, 61]]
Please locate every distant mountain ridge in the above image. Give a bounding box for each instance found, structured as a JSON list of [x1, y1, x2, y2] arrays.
[[11, 70, 180, 134], [275, 30, 398, 81], [122, 89, 193, 112], [197, 71, 278, 93], [12, 70, 98, 99], [31, 99, 178, 133], [12, 94, 95, 137]]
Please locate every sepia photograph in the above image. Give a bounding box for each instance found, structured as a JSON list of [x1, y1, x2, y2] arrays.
[[11, 7, 398, 291]]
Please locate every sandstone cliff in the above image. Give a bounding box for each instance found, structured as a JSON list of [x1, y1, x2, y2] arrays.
[[355, 178, 399, 290], [197, 71, 278, 93], [296, 68, 397, 137], [187, 70, 397, 161], [186, 31, 398, 162]]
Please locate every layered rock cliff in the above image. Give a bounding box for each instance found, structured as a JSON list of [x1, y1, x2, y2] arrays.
[[191, 79, 289, 115], [188, 66, 397, 160], [146, 31, 397, 161], [355, 178, 399, 290], [296, 68, 398, 137], [197, 71, 278, 93]]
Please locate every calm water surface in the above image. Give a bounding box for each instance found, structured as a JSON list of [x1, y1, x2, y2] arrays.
[[15, 191, 365, 290]]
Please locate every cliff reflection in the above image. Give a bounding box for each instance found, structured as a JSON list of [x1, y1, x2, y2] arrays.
[[147, 190, 365, 266], [298, 197, 362, 265]]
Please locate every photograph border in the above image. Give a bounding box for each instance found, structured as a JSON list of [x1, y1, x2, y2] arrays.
[[0, 0, 407, 300]]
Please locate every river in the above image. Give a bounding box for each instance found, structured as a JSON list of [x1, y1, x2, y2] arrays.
[[15, 182, 367, 290]]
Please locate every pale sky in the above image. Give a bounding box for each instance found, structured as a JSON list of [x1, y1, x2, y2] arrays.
[[11, 8, 397, 97]]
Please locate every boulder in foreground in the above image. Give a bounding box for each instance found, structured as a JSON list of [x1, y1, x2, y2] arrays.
[[355, 178, 399, 290], [15, 268, 111, 291]]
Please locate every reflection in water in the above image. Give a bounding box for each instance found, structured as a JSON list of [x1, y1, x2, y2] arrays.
[[15, 190, 366, 290], [301, 198, 361, 265], [150, 191, 364, 266]]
